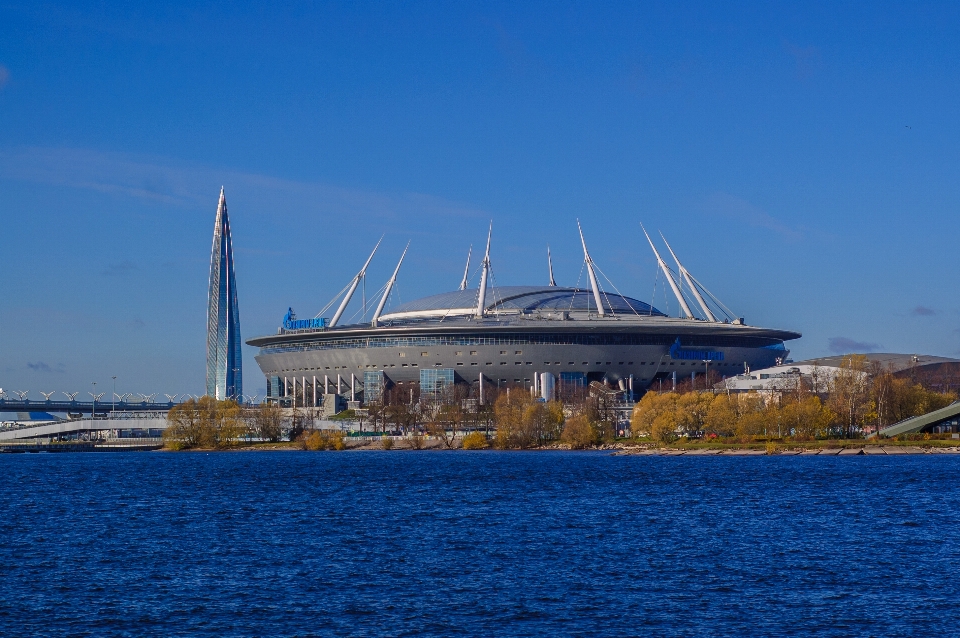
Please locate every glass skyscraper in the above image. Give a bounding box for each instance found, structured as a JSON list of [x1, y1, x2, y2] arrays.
[[206, 187, 242, 400]]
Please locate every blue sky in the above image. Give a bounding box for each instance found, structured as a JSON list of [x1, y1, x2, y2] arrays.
[[2, 1, 959, 397]]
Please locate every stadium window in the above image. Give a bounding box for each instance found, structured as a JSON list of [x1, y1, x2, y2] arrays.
[[471, 351, 477, 355], [515, 350, 522, 355], [421, 352, 429, 356], [500, 350, 508, 355], [399, 352, 406, 357], [471, 363, 478, 366]]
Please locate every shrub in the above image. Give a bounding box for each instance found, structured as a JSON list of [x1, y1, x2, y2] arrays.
[[561, 414, 599, 449], [381, 436, 394, 450], [765, 441, 777, 455], [461, 431, 488, 450], [302, 430, 325, 451], [410, 432, 425, 449], [331, 431, 346, 451]]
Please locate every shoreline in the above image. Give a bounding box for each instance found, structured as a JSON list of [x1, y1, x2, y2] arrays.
[[157, 438, 960, 455]]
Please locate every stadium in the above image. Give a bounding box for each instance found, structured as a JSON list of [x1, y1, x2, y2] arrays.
[[248, 224, 801, 406]]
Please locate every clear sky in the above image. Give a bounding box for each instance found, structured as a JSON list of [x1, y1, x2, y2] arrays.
[[2, 1, 959, 398]]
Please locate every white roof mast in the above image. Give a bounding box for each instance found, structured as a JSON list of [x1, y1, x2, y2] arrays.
[[372, 241, 409, 327], [577, 220, 605, 317], [547, 246, 557, 286], [660, 232, 716, 322], [329, 236, 382, 328], [459, 245, 472, 291], [475, 222, 492, 318], [641, 223, 693, 319]]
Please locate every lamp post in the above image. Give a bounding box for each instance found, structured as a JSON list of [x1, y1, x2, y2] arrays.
[[703, 360, 710, 392], [112, 376, 117, 415], [91, 381, 96, 420], [231, 368, 241, 402]]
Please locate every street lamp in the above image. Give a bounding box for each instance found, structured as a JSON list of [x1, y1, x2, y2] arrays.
[[702, 360, 710, 392], [112, 376, 117, 415]]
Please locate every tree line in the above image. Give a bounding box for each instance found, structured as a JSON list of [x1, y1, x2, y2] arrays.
[[631, 355, 956, 443]]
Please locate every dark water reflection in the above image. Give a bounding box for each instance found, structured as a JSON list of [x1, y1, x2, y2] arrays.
[[1, 451, 958, 636]]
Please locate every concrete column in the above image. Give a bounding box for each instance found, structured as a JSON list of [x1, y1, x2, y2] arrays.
[[479, 373, 484, 405]]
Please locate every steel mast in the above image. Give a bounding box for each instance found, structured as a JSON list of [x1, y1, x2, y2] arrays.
[[475, 222, 492, 318], [459, 245, 472, 291], [329, 236, 382, 328], [372, 241, 409, 327], [547, 246, 557, 286], [641, 223, 693, 319], [660, 232, 716, 321], [577, 220, 605, 317]]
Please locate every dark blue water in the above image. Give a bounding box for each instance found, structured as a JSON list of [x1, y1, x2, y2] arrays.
[[2, 451, 959, 636]]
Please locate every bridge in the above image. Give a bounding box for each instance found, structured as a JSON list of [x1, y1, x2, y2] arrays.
[[0, 398, 177, 415], [0, 413, 169, 441], [0, 392, 259, 416]]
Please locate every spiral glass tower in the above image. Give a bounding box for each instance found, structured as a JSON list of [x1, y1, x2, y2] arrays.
[[206, 187, 242, 400]]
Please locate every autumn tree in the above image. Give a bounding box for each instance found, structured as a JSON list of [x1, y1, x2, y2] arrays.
[[164, 397, 244, 449], [248, 402, 283, 442]]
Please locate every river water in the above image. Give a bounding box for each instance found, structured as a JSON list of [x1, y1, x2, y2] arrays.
[[1, 451, 958, 636]]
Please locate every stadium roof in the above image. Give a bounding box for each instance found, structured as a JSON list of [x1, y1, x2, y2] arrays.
[[793, 353, 960, 372], [379, 286, 665, 322]]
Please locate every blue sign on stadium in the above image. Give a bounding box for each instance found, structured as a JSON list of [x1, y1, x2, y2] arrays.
[[283, 308, 327, 331], [669, 338, 723, 361]]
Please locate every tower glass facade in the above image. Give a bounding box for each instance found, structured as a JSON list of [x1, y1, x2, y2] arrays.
[[206, 187, 242, 400]]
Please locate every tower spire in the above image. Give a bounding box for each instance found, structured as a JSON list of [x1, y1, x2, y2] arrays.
[[206, 187, 242, 400]]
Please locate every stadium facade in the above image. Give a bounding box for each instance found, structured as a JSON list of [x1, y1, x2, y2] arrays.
[[206, 187, 243, 400], [249, 224, 800, 405]]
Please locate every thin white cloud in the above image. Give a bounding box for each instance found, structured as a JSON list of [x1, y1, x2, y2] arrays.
[[700, 192, 802, 240], [0, 146, 488, 223]]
